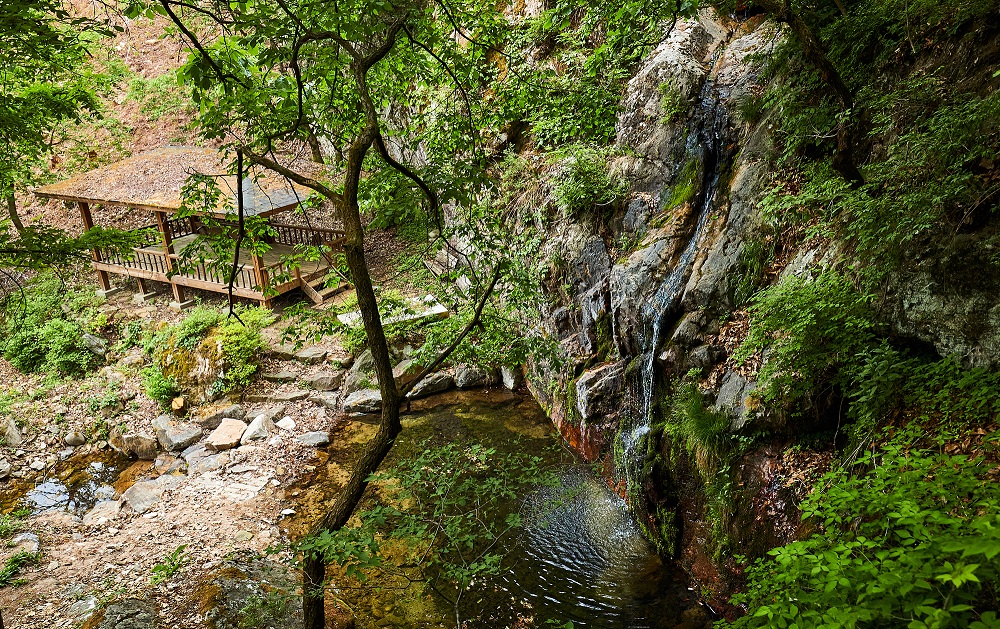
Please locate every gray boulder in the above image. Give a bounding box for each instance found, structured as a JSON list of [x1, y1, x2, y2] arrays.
[[82, 333, 107, 356], [295, 431, 330, 447], [344, 389, 382, 414], [2, 416, 22, 447], [407, 371, 454, 399], [64, 431, 87, 447], [302, 371, 344, 391], [454, 365, 499, 389], [240, 414, 275, 444], [195, 404, 245, 431], [294, 347, 328, 365]]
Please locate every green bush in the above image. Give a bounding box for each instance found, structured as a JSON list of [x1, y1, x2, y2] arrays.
[[551, 145, 625, 217], [142, 366, 180, 409], [736, 271, 876, 407], [726, 429, 1000, 629], [1, 276, 102, 375], [215, 307, 275, 391]]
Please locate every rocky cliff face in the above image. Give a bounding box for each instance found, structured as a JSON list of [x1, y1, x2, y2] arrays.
[[519, 10, 1000, 609]]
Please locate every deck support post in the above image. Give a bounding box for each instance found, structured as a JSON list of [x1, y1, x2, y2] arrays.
[[155, 210, 193, 310], [133, 278, 157, 304], [252, 253, 272, 309], [79, 201, 120, 297]]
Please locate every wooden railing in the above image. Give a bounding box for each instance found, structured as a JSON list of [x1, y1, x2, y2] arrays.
[[93, 220, 344, 295]]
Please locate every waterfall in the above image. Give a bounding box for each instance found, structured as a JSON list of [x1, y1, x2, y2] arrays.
[[616, 67, 731, 506]]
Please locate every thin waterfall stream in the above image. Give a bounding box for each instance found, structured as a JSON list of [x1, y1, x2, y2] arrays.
[[617, 64, 732, 500]]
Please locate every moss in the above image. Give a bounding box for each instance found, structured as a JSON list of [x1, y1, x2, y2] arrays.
[[663, 158, 701, 211]]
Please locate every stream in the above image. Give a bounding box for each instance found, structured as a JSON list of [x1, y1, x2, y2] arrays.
[[309, 391, 712, 628]]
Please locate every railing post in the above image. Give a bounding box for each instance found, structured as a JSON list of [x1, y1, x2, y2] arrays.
[[156, 211, 190, 310], [79, 201, 117, 295]]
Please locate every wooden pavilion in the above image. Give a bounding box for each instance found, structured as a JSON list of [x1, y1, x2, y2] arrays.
[[34, 146, 347, 309]]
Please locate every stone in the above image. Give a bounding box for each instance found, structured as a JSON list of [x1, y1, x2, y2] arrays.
[[454, 364, 499, 389], [67, 595, 99, 621], [276, 417, 295, 431], [11, 532, 40, 555], [310, 392, 339, 410], [59, 447, 75, 459], [714, 370, 757, 430], [52, 403, 69, 415], [240, 414, 275, 445], [234, 530, 254, 543], [344, 389, 382, 414], [294, 347, 328, 364], [2, 416, 22, 448], [206, 419, 248, 451], [407, 371, 454, 399], [89, 598, 156, 629], [269, 344, 297, 360], [261, 370, 296, 383], [171, 396, 187, 415], [575, 361, 627, 421], [500, 365, 524, 390], [392, 358, 422, 387], [82, 500, 121, 527], [343, 349, 376, 395], [63, 431, 87, 446], [0, 459, 10, 479], [122, 480, 163, 514], [295, 431, 330, 447], [269, 390, 310, 402], [243, 405, 286, 425], [280, 508, 295, 516], [120, 349, 145, 368], [109, 432, 159, 460], [183, 446, 229, 474], [29, 459, 46, 471], [154, 420, 203, 452], [195, 404, 246, 431], [82, 333, 107, 356], [303, 371, 344, 391]]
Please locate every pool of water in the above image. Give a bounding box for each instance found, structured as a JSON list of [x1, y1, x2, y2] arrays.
[[315, 391, 711, 628], [1, 452, 129, 516]]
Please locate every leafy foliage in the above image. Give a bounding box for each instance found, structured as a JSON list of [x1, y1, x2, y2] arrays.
[[0, 276, 103, 375], [550, 145, 626, 217], [150, 544, 189, 585], [0, 550, 39, 588], [142, 366, 180, 409], [727, 429, 1000, 629], [736, 271, 876, 406]]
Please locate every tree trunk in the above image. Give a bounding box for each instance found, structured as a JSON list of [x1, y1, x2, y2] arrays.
[[5, 194, 24, 235], [758, 0, 865, 186]]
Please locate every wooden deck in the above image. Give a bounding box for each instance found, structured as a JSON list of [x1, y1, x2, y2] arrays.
[[96, 222, 347, 307]]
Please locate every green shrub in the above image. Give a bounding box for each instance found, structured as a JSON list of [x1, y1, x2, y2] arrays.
[[0, 277, 102, 375], [551, 145, 626, 217], [736, 271, 876, 407], [142, 366, 180, 409], [726, 429, 1000, 629], [215, 307, 275, 391], [172, 306, 224, 350], [659, 81, 687, 125]]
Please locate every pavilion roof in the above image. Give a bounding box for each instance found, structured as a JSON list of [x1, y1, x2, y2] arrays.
[[33, 146, 314, 218]]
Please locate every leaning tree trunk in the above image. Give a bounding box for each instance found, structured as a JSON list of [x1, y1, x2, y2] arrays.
[[5, 194, 25, 235]]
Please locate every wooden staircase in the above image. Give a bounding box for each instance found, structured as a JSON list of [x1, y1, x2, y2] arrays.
[[299, 275, 351, 305]]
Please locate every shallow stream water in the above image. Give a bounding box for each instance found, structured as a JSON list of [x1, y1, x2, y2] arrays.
[[317, 391, 711, 629]]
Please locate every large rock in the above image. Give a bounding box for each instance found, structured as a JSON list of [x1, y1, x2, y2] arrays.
[[82, 500, 121, 527], [240, 414, 275, 445], [294, 347, 328, 365], [195, 404, 245, 431], [153, 417, 203, 453], [2, 416, 22, 447], [11, 532, 39, 555], [343, 349, 376, 395], [110, 432, 158, 460], [122, 480, 164, 514], [63, 431, 87, 447], [454, 365, 499, 389], [303, 371, 344, 391], [295, 431, 330, 447], [183, 446, 229, 474], [86, 598, 157, 629], [206, 419, 248, 451], [243, 405, 286, 425], [407, 371, 455, 399], [310, 393, 339, 410], [0, 459, 11, 479], [500, 366, 524, 390], [344, 389, 382, 414], [261, 371, 296, 383], [392, 358, 422, 388], [82, 333, 107, 357], [575, 361, 627, 421], [713, 370, 757, 430]]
